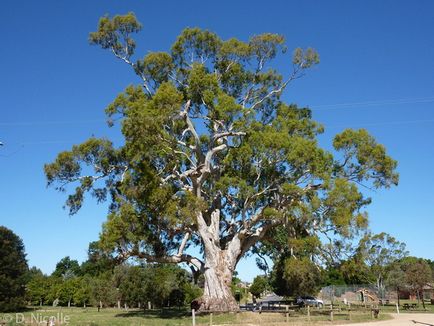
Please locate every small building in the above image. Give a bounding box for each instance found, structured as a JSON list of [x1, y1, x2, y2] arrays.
[[398, 283, 434, 300]]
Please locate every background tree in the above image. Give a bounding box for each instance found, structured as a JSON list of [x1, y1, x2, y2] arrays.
[[401, 257, 432, 308], [27, 267, 43, 279], [338, 256, 372, 285], [117, 265, 147, 308], [385, 262, 406, 306], [182, 282, 203, 307], [90, 273, 118, 308], [0, 226, 28, 312], [322, 266, 346, 286], [358, 232, 407, 297], [249, 275, 268, 298], [80, 241, 117, 277], [26, 273, 49, 306], [57, 277, 80, 307], [45, 13, 398, 311], [73, 277, 92, 308], [271, 256, 322, 297], [52, 256, 81, 279]]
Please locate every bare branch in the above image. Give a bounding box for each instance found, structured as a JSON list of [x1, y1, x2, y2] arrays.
[[180, 100, 203, 161], [212, 131, 246, 142], [110, 48, 153, 96], [132, 249, 204, 272], [249, 67, 304, 111], [178, 232, 191, 256]]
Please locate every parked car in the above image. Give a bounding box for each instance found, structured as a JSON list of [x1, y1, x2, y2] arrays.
[[296, 296, 324, 307]]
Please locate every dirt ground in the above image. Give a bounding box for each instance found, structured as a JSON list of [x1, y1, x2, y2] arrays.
[[336, 313, 434, 326]]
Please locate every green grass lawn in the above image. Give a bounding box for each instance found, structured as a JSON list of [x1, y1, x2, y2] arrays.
[[0, 306, 394, 325]]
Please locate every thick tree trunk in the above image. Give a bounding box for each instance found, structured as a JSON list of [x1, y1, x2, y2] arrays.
[[192, 210, 248, 312], [194, 234, 240, 312], [198, 262, 239, 311]]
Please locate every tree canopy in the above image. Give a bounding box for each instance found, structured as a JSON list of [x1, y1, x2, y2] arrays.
[[0, 226, 28, 312], [44, 12, 398, 311], [52, 256, 81, 279]]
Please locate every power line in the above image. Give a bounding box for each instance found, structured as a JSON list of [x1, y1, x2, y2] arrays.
[[311, 96, 434, 110], [0, 119, 104, 127], [0, 97, 433, 127], [328, 118, 434, 129], [0, 96, 432, 127]]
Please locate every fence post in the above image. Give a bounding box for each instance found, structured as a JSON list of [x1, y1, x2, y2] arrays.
[[286, 306, 289, 323], [192, 309, 196, 326], [209, 312, 213, 326], [330, 310, 333, 321], [396, 302, 400, 314], [307, 305, 310, 322]]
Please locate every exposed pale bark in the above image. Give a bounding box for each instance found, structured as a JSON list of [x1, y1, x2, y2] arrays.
[[199, 252, 239, 311], [192, 209, 277, 311]]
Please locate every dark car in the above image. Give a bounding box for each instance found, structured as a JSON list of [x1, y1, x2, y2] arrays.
[[296, 296, 324, 307]]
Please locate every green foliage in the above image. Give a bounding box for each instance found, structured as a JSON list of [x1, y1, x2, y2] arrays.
[[45, 13, 399, 305], [73, 277, 92, 307], [57, 277, 80, 306], [249, 275, 268, 298], [115, 265, 147, 307], [80, 241, 117, 277], [357, 232, 407, 291], [89, 273, 118, 307], [399, 257, 432, 293], [52, 256, 81, 279], [271, 256, 322, 297], [321, 267, 346, 286], [26, 274, 51, 305], [426, 259, 434, 281], [339, 257, 373, 285], [385, 263, 406, 290], [333, 129, 399, 188], [0, 226, 28, 312], [44, 138, 122, 215], [182, 282, 203, 306], [111, 264, 194, 308], [89, 12, 141, 60]]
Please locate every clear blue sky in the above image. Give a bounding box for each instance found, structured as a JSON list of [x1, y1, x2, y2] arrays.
[[1, 1, 433, 282]]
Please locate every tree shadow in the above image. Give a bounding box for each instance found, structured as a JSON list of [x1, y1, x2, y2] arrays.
[[2, 306, 36, 313], [115, 308, 190, 319], [412, 321, 434, 326]]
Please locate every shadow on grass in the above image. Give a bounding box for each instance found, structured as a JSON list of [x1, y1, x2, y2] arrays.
[[115, 308, 190, 319], [2, 306, 36, 313]]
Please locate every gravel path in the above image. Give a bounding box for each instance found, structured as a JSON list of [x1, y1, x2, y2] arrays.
[[337, 313, 434, 326]]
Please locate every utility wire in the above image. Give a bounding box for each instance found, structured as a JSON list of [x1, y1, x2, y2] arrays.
[[0, 96, 433, 127], [328, 119, 434, 129], [311, 96, 434, 110], [0, 97, 433, 152], [0, 119, 104, 127]]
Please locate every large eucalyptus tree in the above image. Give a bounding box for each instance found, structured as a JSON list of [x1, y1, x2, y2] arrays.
[[45, 13, 398, 311]]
